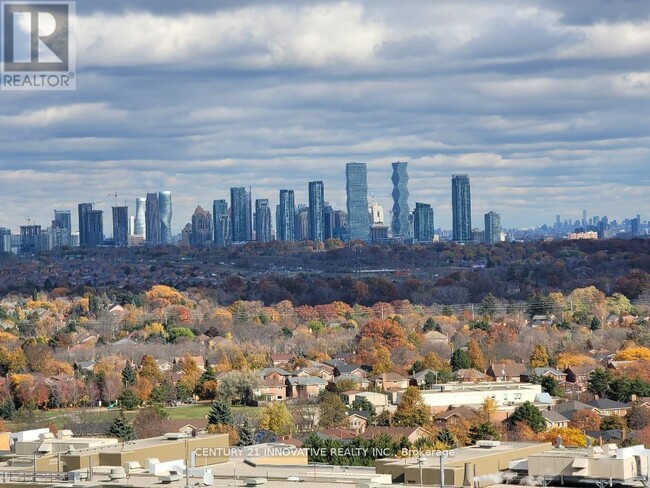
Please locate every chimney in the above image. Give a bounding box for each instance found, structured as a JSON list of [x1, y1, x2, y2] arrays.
[[631, 394, 637, 403]]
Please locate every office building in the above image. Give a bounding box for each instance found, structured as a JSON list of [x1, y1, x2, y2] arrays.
[[190, 206, 212, 248], [78, 203, 104, 248], [212, 199, 230, 247], [334, 210, 347, 239], [158, 191, 173, 244], [346, 162, 369, 241], [277, 190, 295, 242], [255, 199, 272, 242], [128, 216, 135, 236], [413, 202, 434, 243], [308, 181, 325, 242], [484, 211, 501, 244], [230, 187, 252, 242], [452, 174, 472, 242], [145, 193, 160, 245], [134, 198, 146, 237], [112, 206, 129, 247], [391, 162, 410, 238], [52, 210, 72, 248], [631, 217, 641, 236]]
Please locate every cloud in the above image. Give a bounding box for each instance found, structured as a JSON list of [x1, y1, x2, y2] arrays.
[[0, 0, 648, 234]]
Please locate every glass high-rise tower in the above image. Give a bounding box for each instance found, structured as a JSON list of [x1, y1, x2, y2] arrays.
[[255, 199, 272, 242], [413, 202, 434, 243], [308, 181, 325, 242], [158, 191, 173, 244], [278, 190, 295, 241], [391, 162, 410, 238], [484, 211, 501, 244], [346, 162, 369, 242], [112, 206, 129, 247], [191, 206, 212, 248], [452, 174, 472, 242], [78, 203, 103, 248], [231, 187, 252, 242], [213, 199, 230, 247], [145, 193, 160, 245], [52, 210, 72, 248]]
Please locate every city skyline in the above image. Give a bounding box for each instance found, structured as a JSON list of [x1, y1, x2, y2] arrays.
[[0, 1, 648, 233]]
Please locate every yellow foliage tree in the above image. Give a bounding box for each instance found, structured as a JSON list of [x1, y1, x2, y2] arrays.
[[542, 427, 587, 447], [258, 402, 294, 436], [144, 285, 188, 308], [554, 353, 597, 370], [614, 347, 650, 361]]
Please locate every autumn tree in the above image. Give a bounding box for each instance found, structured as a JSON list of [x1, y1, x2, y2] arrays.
[[614, 347, 650, 361], [467, 339, 487, 371], [139, 355, 163, 383], [569, 409, 601, 432], [601, 415, 627, 431], [318, 392, 348, 429], [258, 402, 294, 436], [529, 345, 549, 368], [133, 405, 170, 439], [356, 319, 407, 350], [626, 405, 650, 430], [178, 355, 202, 393], [542, 427, 586, 447], [393, 387, 429, 427]]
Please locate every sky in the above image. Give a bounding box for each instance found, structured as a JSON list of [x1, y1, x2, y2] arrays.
[[1, 0, 650, 234]]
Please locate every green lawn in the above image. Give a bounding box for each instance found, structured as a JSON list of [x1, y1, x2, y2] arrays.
[[164, 404, 263, 420]]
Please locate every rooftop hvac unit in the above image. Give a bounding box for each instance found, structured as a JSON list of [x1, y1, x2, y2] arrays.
[[476, 440, 501, 448]]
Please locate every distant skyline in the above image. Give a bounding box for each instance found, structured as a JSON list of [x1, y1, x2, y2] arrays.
[[0, 0, 649, 231]]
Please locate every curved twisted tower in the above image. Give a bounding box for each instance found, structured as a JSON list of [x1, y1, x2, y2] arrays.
[[391, 162, 409, 237]]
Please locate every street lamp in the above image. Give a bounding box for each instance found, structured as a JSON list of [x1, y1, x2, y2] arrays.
[[417, 457, 426, 487]]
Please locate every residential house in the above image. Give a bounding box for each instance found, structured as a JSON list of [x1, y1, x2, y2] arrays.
[[564, 365, 597, 391], [455, 369, 490, 383], [553, 400, 601, 420], [254, 378, 287, 402], [286, 377, 327, 400], [317, 429, 357, 442], [586, 399, 630, 417], [259, 368, 293, 381], [423, 330, 449, 345], [74, 361, 95, 372], [334, 364, 369, 378], [411, 369, 437, 388], [542, 410, 570, 429], [173, 356, 206, 372], [347, 411, 370, 434], [486, 363, 527, 383], [521, 367, 567, 383], [529, 315, 555, 327], [435, 406, 478, 426], [370, 373, 410, 391], [271, 354, 292, 366], [358, 426, 433, 444], [156, 359, 174, 372]]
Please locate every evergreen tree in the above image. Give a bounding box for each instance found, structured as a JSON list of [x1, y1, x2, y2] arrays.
[[207, 401, 234, 427], [510, 401, 546, 433], [121, 362, 136, 387], [351, 397, 376, 421], [469, 422, 500, 443], [450, 349, 471, 371], [118, 388, 140, 410], [587, 368, 613, 399], [108, 410, 135, 441], [237, 417, 255, 446], [422, 318, 439, 332], [478, 293, 497, 318], [436, 427, 457, 448]]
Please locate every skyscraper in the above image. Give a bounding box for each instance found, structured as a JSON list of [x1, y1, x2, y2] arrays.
[[295, 205, 310, 241], [112, 206, 129, 247], [191, 206, 212, 248], [78, 203, 104, 248], [308, 181, 325, 242], [346, 162, 369, 241], [52, 210, 72, 248], [255, 199, 272, 242], [391, 162, 409, 238], [135, 198, 146, 237], [484, 211, 501, 244], [413, 202, 434, 243], [145, 193, 160, 245], [20, 225, 42, 254], [158, 191, 173, 244], [231, 187, 252, 242], [278, 190, 295, 242], [323, 205, 335, 241], [452, 174, 472, 242], [0, 228, 11, 253], [213, 199, 230, 247]]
